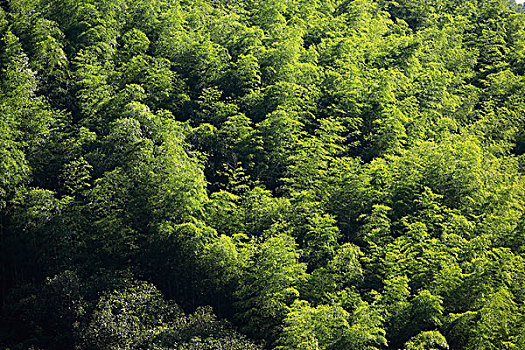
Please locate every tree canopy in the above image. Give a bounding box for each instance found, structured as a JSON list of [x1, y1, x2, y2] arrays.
[[2, 0, 525, 349]]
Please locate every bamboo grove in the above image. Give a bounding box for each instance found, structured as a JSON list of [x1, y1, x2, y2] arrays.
[[2, 0, 525, 349]]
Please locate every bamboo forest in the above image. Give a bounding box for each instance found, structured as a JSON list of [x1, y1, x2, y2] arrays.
[[2, 0, 525, 349]]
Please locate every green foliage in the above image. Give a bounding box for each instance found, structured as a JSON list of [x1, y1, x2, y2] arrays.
[[236, 234, 307, 342], [403, 331, 449, 350], [83, 281, 173, 349], [2, 0, 525, 349], [278, 299, 387, 350]]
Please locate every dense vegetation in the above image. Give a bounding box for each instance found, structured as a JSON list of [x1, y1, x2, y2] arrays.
[[1, 0, 525, 348]]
